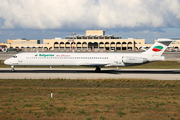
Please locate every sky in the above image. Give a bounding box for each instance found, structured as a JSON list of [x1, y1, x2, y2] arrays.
[[0, 0, 180, 44]]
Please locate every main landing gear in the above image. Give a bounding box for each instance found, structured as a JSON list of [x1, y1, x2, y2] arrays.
[[11, 66, 15, 72], [95, 67, 101, 72]]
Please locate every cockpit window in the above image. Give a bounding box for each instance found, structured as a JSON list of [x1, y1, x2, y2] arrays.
[[12, 55, 17, 58]]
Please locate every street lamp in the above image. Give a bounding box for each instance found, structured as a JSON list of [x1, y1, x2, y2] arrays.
[[72, 32, 76, 53]]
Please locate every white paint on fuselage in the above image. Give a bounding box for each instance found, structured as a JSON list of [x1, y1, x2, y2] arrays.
[[4, 52, 150, 67]]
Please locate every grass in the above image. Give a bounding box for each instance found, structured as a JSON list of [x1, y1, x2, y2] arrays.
[[0, 78, 180, 119], [1, 60, 180, 69]]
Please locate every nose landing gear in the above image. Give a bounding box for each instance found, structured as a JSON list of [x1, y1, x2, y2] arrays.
[[11, 66, 15, 72]]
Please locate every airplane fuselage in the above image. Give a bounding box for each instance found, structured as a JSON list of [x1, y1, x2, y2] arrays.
[[4, 52, 156, 67]]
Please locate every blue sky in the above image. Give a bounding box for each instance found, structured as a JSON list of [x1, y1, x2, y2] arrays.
[[0, 0, 180, 44]]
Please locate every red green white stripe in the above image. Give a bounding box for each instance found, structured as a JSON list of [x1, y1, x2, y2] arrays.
[[152, 46, 163, 52]]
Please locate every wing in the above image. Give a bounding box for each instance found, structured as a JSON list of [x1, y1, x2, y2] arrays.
[[80, 63, 107, 67]]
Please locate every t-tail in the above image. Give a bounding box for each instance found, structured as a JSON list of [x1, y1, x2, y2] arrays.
[[143, 38, 174, 56]]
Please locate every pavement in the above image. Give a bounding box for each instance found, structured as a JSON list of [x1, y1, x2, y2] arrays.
[[0, 68, 180, 80]]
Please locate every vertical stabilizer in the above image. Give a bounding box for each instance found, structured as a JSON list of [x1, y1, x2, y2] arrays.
[[143, 38, 174, 56]]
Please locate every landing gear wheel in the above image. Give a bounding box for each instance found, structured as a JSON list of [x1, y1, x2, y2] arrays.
[[11, 66, 15, 72], [95, 67, 101, 72]]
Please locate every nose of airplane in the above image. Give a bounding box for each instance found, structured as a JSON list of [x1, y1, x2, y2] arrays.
[[4, 59, 11, 65]]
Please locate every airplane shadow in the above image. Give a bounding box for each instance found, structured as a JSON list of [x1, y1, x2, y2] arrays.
[[0, 69, 180, 74]]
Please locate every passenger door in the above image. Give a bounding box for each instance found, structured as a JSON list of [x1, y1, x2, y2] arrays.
[[114, 56, 122, 64], [114, 56, 118, 64], [18, 55, 23, 62]]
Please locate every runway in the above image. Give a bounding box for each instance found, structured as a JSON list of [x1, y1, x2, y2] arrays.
[[0, 68, 180, 80]]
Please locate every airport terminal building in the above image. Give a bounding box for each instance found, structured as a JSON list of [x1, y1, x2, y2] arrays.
[[2, 30, 180, 52]]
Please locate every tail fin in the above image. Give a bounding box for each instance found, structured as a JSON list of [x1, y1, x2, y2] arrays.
[[143, 38, 174, 56]]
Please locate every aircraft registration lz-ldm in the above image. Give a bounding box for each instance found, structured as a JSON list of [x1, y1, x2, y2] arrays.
[[4, 38, 174, 72]]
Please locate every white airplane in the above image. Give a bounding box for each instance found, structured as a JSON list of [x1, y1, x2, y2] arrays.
[[4, 38, 174, 72]]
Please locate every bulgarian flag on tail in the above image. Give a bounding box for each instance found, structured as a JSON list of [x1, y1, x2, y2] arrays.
[[152, 46, 163, 52]]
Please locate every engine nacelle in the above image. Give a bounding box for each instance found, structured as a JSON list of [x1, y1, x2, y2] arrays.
[[122, 56, 148, 64]]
